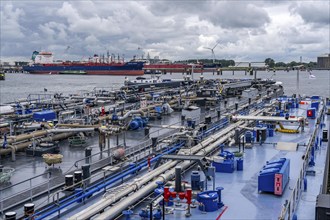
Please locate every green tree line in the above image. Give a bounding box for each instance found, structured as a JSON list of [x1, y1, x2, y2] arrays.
[[265, 58, 317, 68], [175, 58, 317, 68]]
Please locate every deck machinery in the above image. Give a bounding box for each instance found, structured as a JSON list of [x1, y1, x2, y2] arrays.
[[0, 79, 329, 220]]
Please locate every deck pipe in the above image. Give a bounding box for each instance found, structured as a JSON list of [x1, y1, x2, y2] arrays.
[[55, 124, 100, 128], [0, 128, 96, 156], [33, 142, 185, 220], [0, 132, 74, 156], [95, 126, 240, 219], [30, 142, 183, 219], [74, 109, 266, 220], [47, 128, 98, 133], [33, 107, 266, 219], [1, 130, 49, 145], [117, 109, 145, 120], [69, 120, 247, 219]]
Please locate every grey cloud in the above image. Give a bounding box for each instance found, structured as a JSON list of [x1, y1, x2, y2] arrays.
[[204, 2, 270, 29], [290, 2, 329, 25], [0, 0, 328, 63], [0, 4, 25, 40]]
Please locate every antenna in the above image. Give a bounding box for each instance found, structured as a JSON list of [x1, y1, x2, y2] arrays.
[[203, 42, 219, 63]]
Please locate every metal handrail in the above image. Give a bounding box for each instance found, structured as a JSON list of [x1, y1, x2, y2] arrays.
[[0, 171, 51, 215], [278, 103, 324, 220]]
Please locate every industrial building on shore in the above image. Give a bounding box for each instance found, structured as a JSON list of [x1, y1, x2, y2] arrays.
[[317, 54, 330, 69]]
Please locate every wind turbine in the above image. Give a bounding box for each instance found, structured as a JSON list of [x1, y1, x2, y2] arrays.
[[204, 42, 219, 63]]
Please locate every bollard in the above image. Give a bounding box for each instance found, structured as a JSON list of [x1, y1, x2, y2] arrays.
[[0, 164, 3, 172], [74, 171, 83, 183], [24, 203, 35, 217], [65, 175, 74, 187], [5, 212, 16, 220]]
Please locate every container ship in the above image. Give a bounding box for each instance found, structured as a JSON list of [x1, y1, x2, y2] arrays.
[[23, 51, 146, 75]]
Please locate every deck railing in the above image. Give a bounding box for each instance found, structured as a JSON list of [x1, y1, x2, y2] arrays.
[[278, 103, 325, 220]]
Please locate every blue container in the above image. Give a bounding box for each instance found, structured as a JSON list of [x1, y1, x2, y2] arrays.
[[197, 191, 219, 212], [311, 102, 319, 110], [258, 158, 290, 194], [33, 110, 56, 122], [213, 160, 234, 173], [237, 158, 243, 171], [191, 171, 200, 190], [245, 131, 253, 143], [268, 129, 274, 137]]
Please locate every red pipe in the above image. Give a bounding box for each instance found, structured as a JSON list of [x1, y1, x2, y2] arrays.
[[164, 187, 170, 202], [178, 192, 185, 200], [186, 189, 192, 204], [170, 191, 177, 198]]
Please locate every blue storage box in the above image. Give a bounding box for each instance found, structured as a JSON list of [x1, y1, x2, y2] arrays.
[[197, 191, 219, 212], [258, 158, 290, 195], [33, 110, 56, 122], [213, 159, 234, 173]]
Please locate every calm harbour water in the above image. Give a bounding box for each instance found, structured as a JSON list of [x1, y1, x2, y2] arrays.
[[0, 70, 329, 105]]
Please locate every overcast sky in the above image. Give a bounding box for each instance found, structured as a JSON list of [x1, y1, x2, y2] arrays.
[[1, 0, 329, 63]]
